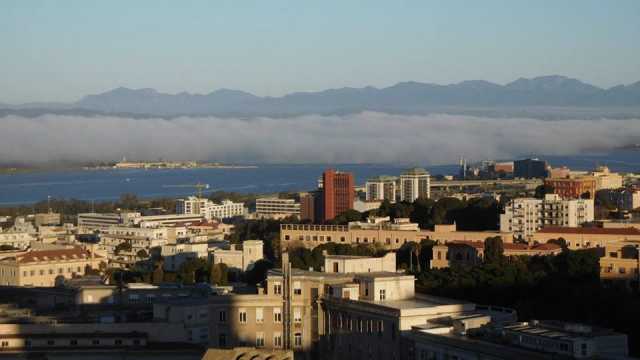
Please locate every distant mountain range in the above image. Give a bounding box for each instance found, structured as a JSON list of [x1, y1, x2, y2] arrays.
[[2, 75, 640, 118]]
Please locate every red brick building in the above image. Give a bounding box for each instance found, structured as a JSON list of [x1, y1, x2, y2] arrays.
[[545, 176, 596, 199], [322, 169, 354, 222]]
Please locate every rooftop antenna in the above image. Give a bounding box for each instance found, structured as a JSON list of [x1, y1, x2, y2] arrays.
[[47, 195, 51, 214]]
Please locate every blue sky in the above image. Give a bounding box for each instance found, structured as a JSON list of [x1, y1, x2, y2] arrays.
[[1, 0, 639, 103]]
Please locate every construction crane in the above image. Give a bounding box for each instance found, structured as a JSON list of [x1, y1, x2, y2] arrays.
[[163, 182, 210, 198]]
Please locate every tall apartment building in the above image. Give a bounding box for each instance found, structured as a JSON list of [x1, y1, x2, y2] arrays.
[[500, 194, 594, 240], [256, 197, 301, 218], [514, 158, 548, 179], [399, 167, 430, 202], [322, 169, 354, 222], [544, 176, 597, 199], [365, 175, 397, 203], [176, 197, 246, 220], [603, 188, 640, 211]]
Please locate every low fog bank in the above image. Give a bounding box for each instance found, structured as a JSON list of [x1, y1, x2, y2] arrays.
[[1, 112, 638, 165]]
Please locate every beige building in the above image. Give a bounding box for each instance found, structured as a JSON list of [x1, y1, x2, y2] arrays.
[[0, 230, 35, 250], [281, 221, 512, 251], [591, 165, 623, 190], [530, 226, 640, 248], [599, 242, 639, 285], [202, 347, 293, 360], [430, 241, 562, 269], [0, 246, 102, 286], [406, 317, 629, 360], [324, 252, 396, 273], [211, 240, 264, 271]]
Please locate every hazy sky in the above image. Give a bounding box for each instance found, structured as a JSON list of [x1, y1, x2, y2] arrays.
[[1, 0, 639, 103]]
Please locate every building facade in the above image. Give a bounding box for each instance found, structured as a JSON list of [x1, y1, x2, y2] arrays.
[[256, 198, 301, 218], [545, 176, 597, 199], [211, 240, 264, 271], [365, 176, 398, 203], [500, 194, 594, 240], [514, 158, 548, 179], [399, 168, 430, 202], [322, 169, 354, 222], [0, 247, 102, 287]]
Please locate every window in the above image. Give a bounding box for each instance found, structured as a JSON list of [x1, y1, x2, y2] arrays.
[[115, 339, 123, 345], [273, 333, 282, 347], [58, 268, 64, 274], [239, 309, 247, 324], [30, 270, 35, 276], [1, 341, 8, 347], [294, 308, 302, 323], [377, 320, 384, 336], [219, 310, 227, 323], [256, 307, 264, 323], [70, 339, 78, 346], [364, 286, 368, 297], [293, 281, 302, 295], [218, 334, 227, 347], [379, 289, 386, 301], [49, 269, 54, 275], [92, 339, 100, 345], [47, 340, 55, 346], [39, 270, 44, 275], [25, 340, 31, 348], [23, 271, 27, 277], [274, 307, 282, 323], [294, 332, 302, 347], [273, 283, 282, 295], [255, 332, 265, 347]]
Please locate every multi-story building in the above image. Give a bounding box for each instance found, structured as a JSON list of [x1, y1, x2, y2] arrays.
[[399, 167, 430, 202], [500, 194, 594, 240], [598, 242, 640, 286], [211, 240, 264, 271], [299, 191, 321, 223], [430, 241, 562, 269], [603, 187, 640, 211], [531, 226, 640, 248], [323, 252, 396, 273], [161, 241, 210, 271], [176, 197, 246, 220], [0, 246, 102, 286], [591, 165, 623, 190], [365, 175, 398, 203], [406, 317, 629, 359], [544, 176, 597, 199], [0, 230, 35, 250], [322, 169, 354, 222], [281, 220, 512, 251], [514, 158, 548, 179], [34, 212, 61, 227], [209, 252, 493, 360], [255, 197, 301, 219]]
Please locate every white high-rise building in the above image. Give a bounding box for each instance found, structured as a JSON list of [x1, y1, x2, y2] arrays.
[[365, 175, 397, 203], [500, 194, 594, 240], [399, 168, 430, 202]]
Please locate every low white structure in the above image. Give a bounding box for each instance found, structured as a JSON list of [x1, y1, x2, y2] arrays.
[[0, 230, 35, 250], [211, 240, 263, 271], [324, 252, 396, 273]]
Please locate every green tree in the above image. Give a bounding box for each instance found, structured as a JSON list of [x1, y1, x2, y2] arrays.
[[483, 236, 504, 264], [534, 184, 554, 199], [210, 263, 229, 286], [245, 259, 274, 285], [136, 249, 149, 260]]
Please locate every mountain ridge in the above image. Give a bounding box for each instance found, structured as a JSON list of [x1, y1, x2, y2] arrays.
[[2, 75, 640, 117]]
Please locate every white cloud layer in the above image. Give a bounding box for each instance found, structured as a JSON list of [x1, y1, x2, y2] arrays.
[[1, 112, 638, 164]]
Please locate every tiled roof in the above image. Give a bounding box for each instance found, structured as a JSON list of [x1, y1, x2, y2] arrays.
[[538, 227, 640, 235], [13, 247, 101, 264], [445, 240, 560, 252]]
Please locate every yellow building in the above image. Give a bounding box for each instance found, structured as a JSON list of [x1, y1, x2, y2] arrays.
[[0, 246, 103, 287]]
